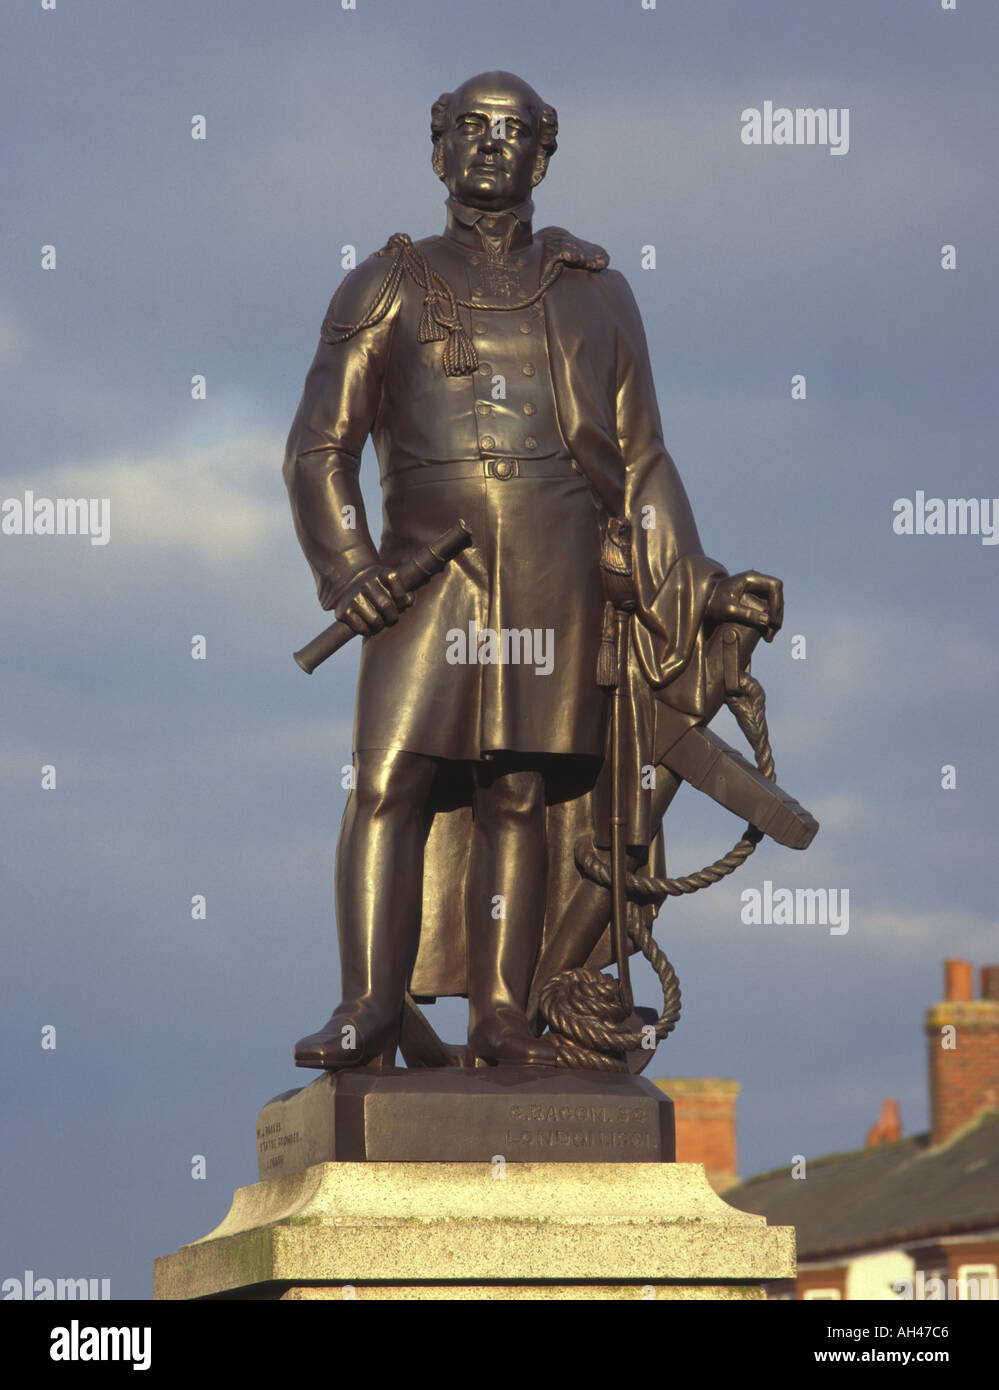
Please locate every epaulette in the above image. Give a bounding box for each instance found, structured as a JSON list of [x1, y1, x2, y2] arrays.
[[538, 227, 610, 280]]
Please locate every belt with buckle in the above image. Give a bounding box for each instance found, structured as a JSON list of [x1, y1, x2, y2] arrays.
[[385, 455, 579, 483]]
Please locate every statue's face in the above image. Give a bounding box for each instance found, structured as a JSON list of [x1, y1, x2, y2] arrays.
[[439, 80, 541, 211]]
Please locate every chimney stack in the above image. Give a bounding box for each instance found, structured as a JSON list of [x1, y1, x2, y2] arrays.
[[925, 959, 999, 1146], [865, 1098, 902, 1147], [944, 958, 974, 1002], [654, 1078, 740, 1192]]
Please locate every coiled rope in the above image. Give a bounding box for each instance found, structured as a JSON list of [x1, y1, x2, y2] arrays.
[[537, 673, 775, 1069]]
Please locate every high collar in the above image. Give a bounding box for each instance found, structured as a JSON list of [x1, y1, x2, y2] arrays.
[[444, 195, 535, 253]]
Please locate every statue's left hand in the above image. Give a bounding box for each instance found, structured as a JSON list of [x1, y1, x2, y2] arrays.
[[707, 571, 784, 641]]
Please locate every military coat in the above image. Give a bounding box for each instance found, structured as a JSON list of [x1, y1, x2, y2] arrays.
[[284, 198, 724, 770]]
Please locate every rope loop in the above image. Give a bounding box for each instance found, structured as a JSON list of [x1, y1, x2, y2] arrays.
[[538, 672, 775, 1068]]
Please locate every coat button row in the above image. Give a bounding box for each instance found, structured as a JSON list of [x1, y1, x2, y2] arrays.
[[478, 403, 538, 419], [473, 322, 533, 336], [481, 437, 538, 454]]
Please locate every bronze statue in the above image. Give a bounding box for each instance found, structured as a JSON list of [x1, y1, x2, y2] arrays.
[[284, 71, 814, 1075]]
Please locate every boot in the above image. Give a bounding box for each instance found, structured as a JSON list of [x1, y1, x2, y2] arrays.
[[466, 912, 559, 1067], [467, 1005, 559, 1067], [294, 1001, 399, 1070], [294, 751, 430, 1070], [294, 895, 411, 1069]]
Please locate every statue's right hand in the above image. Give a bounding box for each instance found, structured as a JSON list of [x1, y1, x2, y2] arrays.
[[334, 566, 414, 636]]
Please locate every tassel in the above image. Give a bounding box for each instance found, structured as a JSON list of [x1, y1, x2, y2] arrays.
[[418, 293, 449, 344], [596, 600, 619, 689], [442, 323, 478, 376]]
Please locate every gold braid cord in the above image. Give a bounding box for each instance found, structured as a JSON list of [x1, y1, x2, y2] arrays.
[[538, 673, 775, 1070], [320, 233, 569, 377]]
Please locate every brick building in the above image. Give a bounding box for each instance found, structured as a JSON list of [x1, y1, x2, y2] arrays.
[[653, 1077, 741, 1194], [722, 959, 999, 1299]]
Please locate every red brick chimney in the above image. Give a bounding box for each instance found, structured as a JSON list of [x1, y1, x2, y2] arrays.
[[654, 1078, 740, 1192], [925, 959, 999, 1146]]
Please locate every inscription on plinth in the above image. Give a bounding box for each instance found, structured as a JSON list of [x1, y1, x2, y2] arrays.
[[256, 1069, 674, 1176], [502, 1102, 657, 1154], [256, 1119, 304, 1176]]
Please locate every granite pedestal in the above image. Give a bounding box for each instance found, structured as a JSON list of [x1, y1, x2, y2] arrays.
[[155, 1159, 793, 1300], [155, 1069, 794, 1300]]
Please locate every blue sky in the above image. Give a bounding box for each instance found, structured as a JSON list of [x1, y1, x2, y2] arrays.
[[2, 0, 997, 1297]]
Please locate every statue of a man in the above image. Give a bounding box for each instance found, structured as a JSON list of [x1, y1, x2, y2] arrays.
[[283, 71, 782, 1071]]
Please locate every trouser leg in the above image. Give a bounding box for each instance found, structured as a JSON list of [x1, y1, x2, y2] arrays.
[[294, 748, 438, 1069], [466, 758, 558, 1065]]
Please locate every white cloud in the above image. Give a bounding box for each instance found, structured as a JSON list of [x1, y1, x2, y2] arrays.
[[36, 433, 287, 563], [854, 908, 996, 955]]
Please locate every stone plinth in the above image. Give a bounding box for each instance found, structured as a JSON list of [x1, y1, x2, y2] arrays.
[[154, 1160, 795, 1301], [256, 1068, 673, 1178]]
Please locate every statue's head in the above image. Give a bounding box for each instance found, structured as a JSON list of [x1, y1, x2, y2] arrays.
[[431, 71, 557, 211]]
